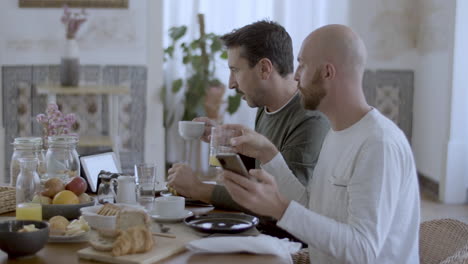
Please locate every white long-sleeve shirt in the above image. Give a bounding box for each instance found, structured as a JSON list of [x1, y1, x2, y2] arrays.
[[262, 109, 420, 264]]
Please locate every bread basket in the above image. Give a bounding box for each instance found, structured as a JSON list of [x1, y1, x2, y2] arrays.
[[0, 186, 16, 214]]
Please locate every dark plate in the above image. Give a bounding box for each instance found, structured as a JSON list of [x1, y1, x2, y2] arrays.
[[184, 213, 259, 234], [185, 198, 213, 207]]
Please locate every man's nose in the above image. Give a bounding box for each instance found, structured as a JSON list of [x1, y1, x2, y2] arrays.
[[294, 69, 300, 81], [228, 76, 237, 90]]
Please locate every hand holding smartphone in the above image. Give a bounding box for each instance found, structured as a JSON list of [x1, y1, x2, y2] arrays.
[[216, 153, 252, 179]]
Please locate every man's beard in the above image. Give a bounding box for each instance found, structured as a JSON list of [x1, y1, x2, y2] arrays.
[[299, 69, 327, 110]]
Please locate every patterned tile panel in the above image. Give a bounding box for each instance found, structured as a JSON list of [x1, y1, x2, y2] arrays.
[[363, 70, 414, 142], [2, 65, 147, 180]]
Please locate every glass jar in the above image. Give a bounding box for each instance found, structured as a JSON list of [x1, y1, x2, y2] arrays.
[[16, 158, 41, 204], [10, 137, 44, 186], [45, 135, 80, 184], [15, 157, 42, 221]]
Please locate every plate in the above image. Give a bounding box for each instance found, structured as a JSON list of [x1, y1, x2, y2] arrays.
[[185, 198, 213, 207], [151, 210, 193, 222], [48, 231, 89, 243], [184, 213, 259, 234]]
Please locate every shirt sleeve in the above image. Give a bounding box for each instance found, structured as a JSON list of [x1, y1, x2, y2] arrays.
[[277, 139, 407, 263], [261, 153, 308, 206], [280, 114, 329, 186]]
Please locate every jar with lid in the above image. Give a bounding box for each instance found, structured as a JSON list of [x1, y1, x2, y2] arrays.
[[45, 135, 80, 184], [10, 137, 45, 186]]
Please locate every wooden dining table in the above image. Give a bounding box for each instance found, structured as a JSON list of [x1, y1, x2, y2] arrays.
[[0, 208, 287, 264]]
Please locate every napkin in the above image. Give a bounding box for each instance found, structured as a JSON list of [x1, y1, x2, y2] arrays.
[[186, 234, 302, 264]]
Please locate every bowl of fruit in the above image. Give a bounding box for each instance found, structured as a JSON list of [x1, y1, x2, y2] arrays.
[[35, 177, 95, 220]]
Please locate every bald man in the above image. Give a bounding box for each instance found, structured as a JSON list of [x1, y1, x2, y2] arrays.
[[221, 24, 420, 263]]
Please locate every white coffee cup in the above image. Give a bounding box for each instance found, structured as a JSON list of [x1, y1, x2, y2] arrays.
[[153, 196, 185, 217], [178, 121, 205, 140]]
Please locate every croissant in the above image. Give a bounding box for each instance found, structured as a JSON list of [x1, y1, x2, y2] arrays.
[[112, 225, 154, 256]]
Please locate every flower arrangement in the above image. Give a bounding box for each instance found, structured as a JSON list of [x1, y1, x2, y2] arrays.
[[61, 5, 87, 39], [36, 104, 77, 140]]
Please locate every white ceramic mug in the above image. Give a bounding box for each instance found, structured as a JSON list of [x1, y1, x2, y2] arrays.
[[178, 121, 205, 141], [111, 176, 137, 204], [153, 196, 185, 217]]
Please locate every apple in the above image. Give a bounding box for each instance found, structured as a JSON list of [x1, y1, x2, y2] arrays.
[[32, 194, 52, 205], [65, 177, 88, 196], [78, 193, 91, 204], [41, 178, 65, 198]]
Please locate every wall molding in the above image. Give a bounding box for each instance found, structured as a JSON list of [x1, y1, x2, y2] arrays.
[[418, 171, 439, 201]]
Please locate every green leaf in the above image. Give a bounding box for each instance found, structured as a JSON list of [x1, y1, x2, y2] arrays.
[[169, 26, 187, 41], [164, 46, 174, 58], [190, 39, 200, 50], [182, 55, 191, 64], [227, 94, 242, 114], [191, 56, 202, 70], [210, 38, 222, 53], [171, 79, 183, 93], [220, 50, 228, 60]]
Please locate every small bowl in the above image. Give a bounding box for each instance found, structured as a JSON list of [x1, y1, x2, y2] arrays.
[[80, 203, 145, 230], [42, 198, 95, 220], [0, 220, 49, 258]]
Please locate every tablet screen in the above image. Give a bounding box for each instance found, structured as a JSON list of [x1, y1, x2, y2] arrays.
[[80, 152, 121, 192]]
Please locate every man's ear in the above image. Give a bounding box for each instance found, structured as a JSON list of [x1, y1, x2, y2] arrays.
[[322, 63, 336, 80], [258, 58, 273, 80]]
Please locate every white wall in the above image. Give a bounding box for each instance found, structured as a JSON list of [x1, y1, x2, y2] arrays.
[[347, 0, 458, 192], [442, 0, 468, 203], [0, 0, 165, 183], [349, 0, 420, 70], [0, 0, 147, 65], [413, 0, 455, 185]]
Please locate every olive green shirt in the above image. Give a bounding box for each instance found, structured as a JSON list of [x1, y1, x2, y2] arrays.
[[211, 93, 329, 210]]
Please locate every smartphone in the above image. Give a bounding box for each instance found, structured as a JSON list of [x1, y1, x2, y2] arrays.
[[216, 153, 251, 178], [238, 153, 256, 171]]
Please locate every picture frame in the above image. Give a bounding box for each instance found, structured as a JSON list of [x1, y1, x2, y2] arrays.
[[19, 0, 128, 8], [80, 152, 121, 193]]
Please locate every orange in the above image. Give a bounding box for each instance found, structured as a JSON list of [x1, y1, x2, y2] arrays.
[[52, 190, 79, 205]]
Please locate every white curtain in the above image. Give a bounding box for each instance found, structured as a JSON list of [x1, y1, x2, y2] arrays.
[[163, 0, 326, 165]]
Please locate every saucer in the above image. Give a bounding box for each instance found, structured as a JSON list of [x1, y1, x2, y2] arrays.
[[151, 210, 193, 222], [49, 231, 89, 243]]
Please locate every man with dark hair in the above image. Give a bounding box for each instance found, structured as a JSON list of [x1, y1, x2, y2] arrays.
[[220, 20, 294, 78], [167, 21, 329, 239]]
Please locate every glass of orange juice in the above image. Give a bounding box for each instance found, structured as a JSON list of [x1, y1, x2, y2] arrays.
[[16, 202, 42, 221]]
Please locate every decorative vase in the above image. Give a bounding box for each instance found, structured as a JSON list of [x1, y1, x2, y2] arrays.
[[60, 38, 80, 87]]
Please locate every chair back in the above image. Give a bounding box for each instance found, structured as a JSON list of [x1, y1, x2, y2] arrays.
[[420, 219, 468, 264]]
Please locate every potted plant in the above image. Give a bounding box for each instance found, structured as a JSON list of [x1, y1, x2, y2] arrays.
[[161, 14, 241, 126]]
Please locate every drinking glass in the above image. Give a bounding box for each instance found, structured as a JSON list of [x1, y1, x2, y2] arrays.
[[16, 203, 42, 221], [135, 163, 157, 211], [209, 127, 241, 182]]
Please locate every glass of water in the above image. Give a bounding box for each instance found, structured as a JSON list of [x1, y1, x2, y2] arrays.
[[135, 163, 157, 211]]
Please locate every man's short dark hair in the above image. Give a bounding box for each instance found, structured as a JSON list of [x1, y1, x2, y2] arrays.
[[220, 20, 294, 78]]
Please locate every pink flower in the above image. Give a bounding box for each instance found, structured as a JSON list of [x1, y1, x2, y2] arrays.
[[65, 113, 76, 124], [61, 5, 87, 39], [36, 114, 48, 124], [36, 103, 78, 137]]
